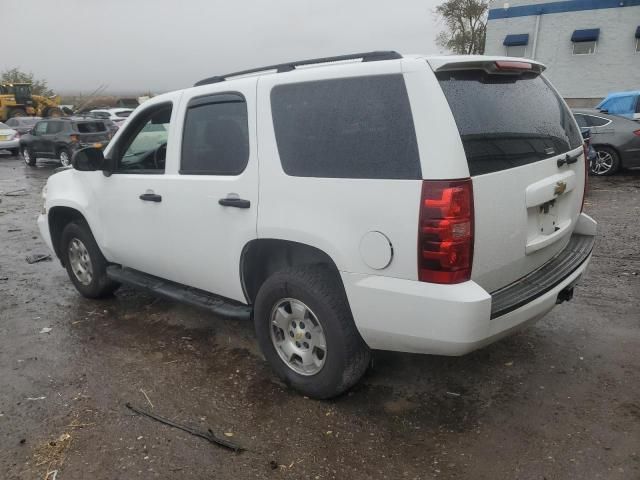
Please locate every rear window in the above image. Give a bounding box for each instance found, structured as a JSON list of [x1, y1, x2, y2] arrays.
[[116, 111, 132, 118], [75, 121, 107, 133], [437, 71, 582, 176], [271, 75, 421, 179]]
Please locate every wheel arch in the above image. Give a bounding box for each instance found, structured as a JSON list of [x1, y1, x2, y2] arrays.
[[48, 206, 89, 265], [240, 239, 343, 304]]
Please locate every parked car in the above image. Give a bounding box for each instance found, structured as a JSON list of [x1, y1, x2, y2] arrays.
[[20, 117, 111, 167], [89, 108, 133, 126], [580, 127, 597, 169], [5, 116, 42, 135], [573, 108, 640, 175], [596, 91, 640, 121], [37, 52, 596, 398], [0, 122, 20, 155]]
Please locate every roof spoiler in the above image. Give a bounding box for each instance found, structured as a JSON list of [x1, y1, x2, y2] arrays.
[[431, 59, 545, 75]]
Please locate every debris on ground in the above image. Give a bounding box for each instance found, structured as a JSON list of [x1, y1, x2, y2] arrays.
[[25, 254, 51, 264], [2, 188, 27, 196], [446, 391, 462, 398], [26, 396, 46, 401], [125, 402, 243, 452], [7, 228, 21, 232], [39, 327, 52, 334], [140, 388, 154, 409], [33, 432, 72, 474]]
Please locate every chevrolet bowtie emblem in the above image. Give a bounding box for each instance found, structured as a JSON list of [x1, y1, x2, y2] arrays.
[[554, 181, 567, 196]]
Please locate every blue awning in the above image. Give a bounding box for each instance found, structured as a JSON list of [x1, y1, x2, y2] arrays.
[[571, 28, 600, 42], [635, 26, 640, 38], [503, 34, 529, 46]]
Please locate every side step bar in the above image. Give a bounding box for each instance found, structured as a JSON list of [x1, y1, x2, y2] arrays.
[[106, 266, 252, 321]]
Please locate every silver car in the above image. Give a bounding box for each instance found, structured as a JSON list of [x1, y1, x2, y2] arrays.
[[573, 109, 640, 175]]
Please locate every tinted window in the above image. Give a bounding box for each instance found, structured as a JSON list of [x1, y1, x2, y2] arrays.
[[437, 71, 582, 176], [46, 122, 65, 134], [588, 115, 609, 127], [116, 111, 132, 118], [75, 122, 106, 133], [181, 95, 249, 175], [271, 75, 421, 179], [574, 114, 588, 128]]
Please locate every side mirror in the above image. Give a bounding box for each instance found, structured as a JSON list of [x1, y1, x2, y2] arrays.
[[71, 147, 105, 171]]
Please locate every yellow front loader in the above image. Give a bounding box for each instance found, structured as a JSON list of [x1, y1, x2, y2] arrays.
[[0, 83, 62, 121]]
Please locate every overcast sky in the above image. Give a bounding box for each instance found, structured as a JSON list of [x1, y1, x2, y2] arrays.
[[2, 0, 444, 94]]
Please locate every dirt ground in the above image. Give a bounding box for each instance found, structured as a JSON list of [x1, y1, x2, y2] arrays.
[[0, 152, 638, 480]]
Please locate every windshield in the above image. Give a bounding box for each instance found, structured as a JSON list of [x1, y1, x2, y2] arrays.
[[20, 117, 40, 126], [437, 70, 582, 176]]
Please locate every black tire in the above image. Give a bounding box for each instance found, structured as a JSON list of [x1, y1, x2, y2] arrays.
[[254, 265, 370, 399], [58, 148, 71, 167], [60, 221, 120, 298], [591, 146, 620, 176], [22, 147, 36, 166]]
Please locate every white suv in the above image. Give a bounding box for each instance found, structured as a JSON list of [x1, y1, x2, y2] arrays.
[[37, 52, 596, 398]]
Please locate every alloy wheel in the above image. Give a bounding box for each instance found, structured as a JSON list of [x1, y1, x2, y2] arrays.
[[270, 298, 327, 376], [68, 238, 93, 285], [592, 150, 614, 175]]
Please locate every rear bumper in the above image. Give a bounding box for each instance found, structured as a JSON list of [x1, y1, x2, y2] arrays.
[[342, 214, 596, 355], [0, 139, 19, 150]]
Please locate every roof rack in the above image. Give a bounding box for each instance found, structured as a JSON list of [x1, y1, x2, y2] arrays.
[[194, 51, 402, 87]]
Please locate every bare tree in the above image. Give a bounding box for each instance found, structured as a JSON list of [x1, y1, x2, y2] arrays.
[[1, 68, 55, 97], [435, 0, 488, 55]]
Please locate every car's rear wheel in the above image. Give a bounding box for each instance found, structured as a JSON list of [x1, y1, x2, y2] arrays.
[[58, 148, 71, 167], [22, 147, 36, 166], [254, 265, 370, 399], [591, 146, 620, 176], [61, 222, 120, 298]]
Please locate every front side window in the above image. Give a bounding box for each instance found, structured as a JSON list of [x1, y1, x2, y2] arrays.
[[271, 75, 420, 179], [181, 94, 249, 175], [573, 41, 596, 55], [506, 45, 527, 57], [114, 103, 172, 173], [34, 122, 48, 135]]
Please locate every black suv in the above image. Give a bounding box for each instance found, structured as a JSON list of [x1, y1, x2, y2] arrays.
[[19, 117, 111, 167]]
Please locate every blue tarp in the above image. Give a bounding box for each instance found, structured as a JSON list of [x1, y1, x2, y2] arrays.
[[503, 34, 530, 46], [571, 28, 600, 42], [596, 92, 640, 119]]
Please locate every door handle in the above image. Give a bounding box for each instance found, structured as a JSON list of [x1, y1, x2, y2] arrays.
[[139, 193, 162, 202], [557, 151, 581, 167], [218, 197, 250, 209]]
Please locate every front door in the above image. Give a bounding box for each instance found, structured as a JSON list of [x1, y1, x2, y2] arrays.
[[96, 98, 178, 279], [31, 120, 48, 154], [158, 80, 259, 303]]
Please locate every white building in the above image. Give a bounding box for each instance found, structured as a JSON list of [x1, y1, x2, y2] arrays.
[[484, 0, 640, 105]]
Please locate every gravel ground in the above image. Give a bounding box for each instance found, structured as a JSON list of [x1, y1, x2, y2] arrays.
[[0, 153, 638, 480]]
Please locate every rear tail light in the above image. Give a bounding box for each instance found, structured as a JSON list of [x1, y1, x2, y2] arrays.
[[633, 129, 640, 137], [581, 143, 589, 212], [418, 179, 474, 284]]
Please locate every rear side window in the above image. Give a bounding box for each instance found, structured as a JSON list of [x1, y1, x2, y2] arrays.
[[587, 115, 610, 127], [437, 71, 582, 176], [181, 94, 249, 175], [271, 75, 421, 179], [75, 122, 106, 133], [46, 122, 64, 134], [116, 111, 132, 118]]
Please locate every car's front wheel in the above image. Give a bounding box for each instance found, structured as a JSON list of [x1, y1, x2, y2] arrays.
[[22, 147, 36, 166], [254, 266, 370, 399], [591, 146, 620, 176], [60, 221, 120, 298]]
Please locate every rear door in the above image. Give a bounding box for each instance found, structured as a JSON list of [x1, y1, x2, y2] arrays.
[[433, 63, 585, 292], [159, 80, 259, 302]]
